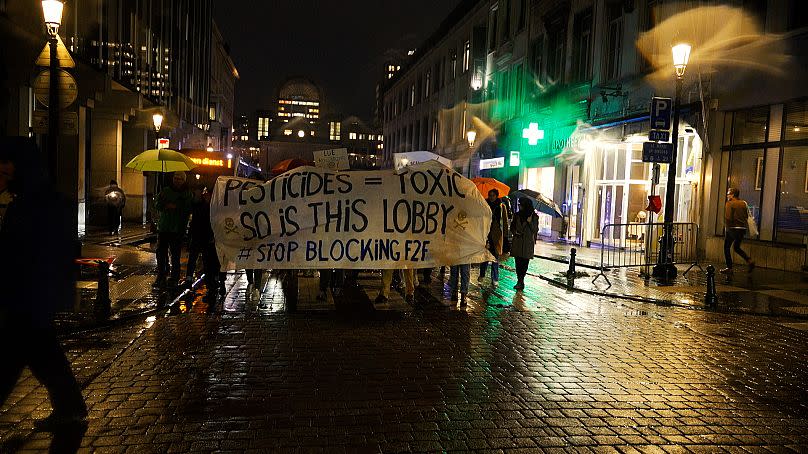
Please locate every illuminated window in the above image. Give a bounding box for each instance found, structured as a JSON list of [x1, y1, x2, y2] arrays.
[[349, 132, 357, 140], [284, 129, 292, 135], [329, 122, 341, 141], [209, 105, 217, 121], [258, 117, 270, 140], [359, 134, 366, 140], [463, 40, 471, 72]]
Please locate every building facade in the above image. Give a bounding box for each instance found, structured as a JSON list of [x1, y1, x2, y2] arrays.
[[0, 0, 235, 232], [383, 0, 808, 270]]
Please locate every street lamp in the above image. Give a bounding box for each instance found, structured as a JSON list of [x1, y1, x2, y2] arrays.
[[42, 0, 63, 183], [152, 113, 163, 133], [466, 130, 476, 148], [653, 42, 691, 282]]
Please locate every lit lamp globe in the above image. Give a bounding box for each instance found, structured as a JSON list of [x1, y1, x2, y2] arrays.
[[466, 130, 477, 148], [41, 0, 63, 36], [672, 43, 691, 78], [152, 113, 164, 132], [297, 130, 305, 138]]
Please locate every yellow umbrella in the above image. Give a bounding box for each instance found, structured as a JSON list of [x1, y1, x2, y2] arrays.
[[125, 149, 197, 173]]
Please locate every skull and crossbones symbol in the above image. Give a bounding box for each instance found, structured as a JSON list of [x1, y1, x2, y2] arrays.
[[224, 217, 239, 235], [453, 211, 469, 230]]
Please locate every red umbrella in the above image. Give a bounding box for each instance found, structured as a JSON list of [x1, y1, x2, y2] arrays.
[[271, 158, 311, 175], [471, 177, 510, 197]]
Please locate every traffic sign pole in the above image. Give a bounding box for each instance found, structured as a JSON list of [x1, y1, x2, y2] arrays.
[[653, 78, 683, 281]]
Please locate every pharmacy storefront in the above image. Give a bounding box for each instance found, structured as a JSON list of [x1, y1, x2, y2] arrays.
[[571, 119, 703, 248]]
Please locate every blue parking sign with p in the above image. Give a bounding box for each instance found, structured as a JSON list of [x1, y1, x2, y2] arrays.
[[650, 97, 672, 131]]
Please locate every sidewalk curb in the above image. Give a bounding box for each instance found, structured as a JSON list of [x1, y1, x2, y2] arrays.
[[58, 277, 205, 339], [536, 273, 689, 308]]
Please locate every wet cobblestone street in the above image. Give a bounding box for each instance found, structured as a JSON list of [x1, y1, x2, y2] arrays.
[[2, 263, 808, 452]]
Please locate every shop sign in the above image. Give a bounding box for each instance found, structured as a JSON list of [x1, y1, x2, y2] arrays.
[[649, 130, 670, 142], [650, 97, 672, 130], [479, 157, 505, 169], [509, 151, 520, 167], [642, 141, 673, 163], [157, 138, 170, 150]]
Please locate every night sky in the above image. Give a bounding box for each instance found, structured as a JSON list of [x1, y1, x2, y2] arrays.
[[214, 0, 463, 120]]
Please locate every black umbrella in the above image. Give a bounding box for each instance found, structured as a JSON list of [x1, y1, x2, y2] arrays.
[[511, 189, 563, 218]]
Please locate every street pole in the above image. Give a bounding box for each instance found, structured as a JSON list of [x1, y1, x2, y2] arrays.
[[48, 35, 59, 185], [653, 76, 683, 281]]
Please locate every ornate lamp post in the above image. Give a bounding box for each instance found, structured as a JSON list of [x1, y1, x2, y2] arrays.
[[654, 43, 691, 281], [42, 0, 63, 181], [152, 113, 163, 147]]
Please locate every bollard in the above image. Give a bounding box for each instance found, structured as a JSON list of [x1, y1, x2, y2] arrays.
[[567, 248, 577, 277], [705, 265, 718, 307], [94, 260, 112, 319]]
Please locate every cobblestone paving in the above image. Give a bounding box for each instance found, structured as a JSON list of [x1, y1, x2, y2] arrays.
[[2, 265, 808, 452]]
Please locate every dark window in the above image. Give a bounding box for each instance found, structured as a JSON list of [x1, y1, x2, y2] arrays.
[[488, 7, 498, 52], [529, 36, 544, 81], [501, 0, 511, 42], [731, 106, 769, 145], [602, 2, 623, 81], [450, 50, 457, 79], [743, 0, 767, 30], [546, 15, 566, 83], [572, 8, 593, 82], [787, 0, 808, 31], [517, 0, 527, 32], [784, 100, 808, 141], [640, 0, 661, 70]]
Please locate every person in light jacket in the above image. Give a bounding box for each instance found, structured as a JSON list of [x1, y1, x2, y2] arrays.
[[509, 197, 539, 290]]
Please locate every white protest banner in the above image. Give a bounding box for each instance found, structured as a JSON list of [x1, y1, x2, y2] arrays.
[[313, 148, 349, 171], [211, 160, 494, 270]]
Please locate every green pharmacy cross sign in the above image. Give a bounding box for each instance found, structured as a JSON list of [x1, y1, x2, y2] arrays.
[[522, 122, 545, 146]]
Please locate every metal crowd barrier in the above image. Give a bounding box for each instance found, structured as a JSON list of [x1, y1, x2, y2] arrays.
[[592, 222, 701, 286]]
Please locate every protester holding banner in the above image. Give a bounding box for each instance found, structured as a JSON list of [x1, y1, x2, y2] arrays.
[[510, 197, 539, 290], [448, 264, 470, 305], [154, 171, 193, 288], [479, 189, 509, 287]]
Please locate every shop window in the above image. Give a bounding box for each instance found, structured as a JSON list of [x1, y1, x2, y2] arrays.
[[784, 100, 808, 141], [776, 146, 808, 241], [727, 148, 764, 225], [732, 106, 769, 145]]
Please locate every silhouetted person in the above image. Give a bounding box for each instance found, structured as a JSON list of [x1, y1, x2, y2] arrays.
[[154, 171, 192, 287], [186, 187, 225, 298], [104, 179, 126, 235], [0, 137, 87, 430], [510, 197, 539, 290]]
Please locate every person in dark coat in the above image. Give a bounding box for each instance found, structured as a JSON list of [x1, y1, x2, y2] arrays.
[[0, 137, 87, 430], [186, 187, 225, 297], [509, 197, 539, 290], [104, 179, 126, 235], [154, 171, 193, 287]]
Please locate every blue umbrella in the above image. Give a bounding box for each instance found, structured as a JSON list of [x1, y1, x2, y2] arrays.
[[511, 189, 563, 218]]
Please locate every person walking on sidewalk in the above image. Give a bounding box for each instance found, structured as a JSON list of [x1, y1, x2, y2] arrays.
[[510, 197, 539, 290], [104, 179, 126, 235], [722, 187, 755, 274], [0, 138, 87, 430], [154, 171, 192, 288], [478, 189, 509, 287]]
